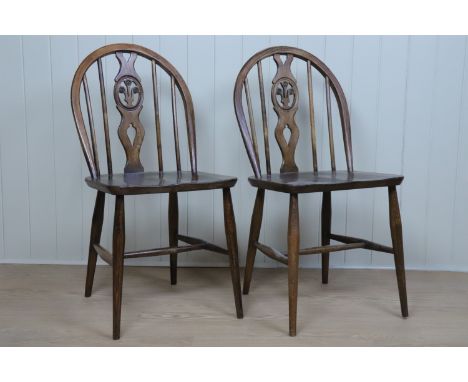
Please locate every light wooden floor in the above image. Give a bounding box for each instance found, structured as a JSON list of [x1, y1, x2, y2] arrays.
[[0, 264, 467, 346]]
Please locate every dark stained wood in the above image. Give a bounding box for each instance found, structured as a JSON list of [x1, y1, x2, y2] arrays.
[[86, 171, 236, 195], [169, 192, 178, 285], [388, 186, 409, 318], [83, 74, 100, 176], [288, 193, 300, 337], [94, 244, 113, 265], [330, 233, 394, 254], [235, 46, 408, 337], [151, 60, 163, 174], [84, 191, 105, 297], [249, 171, 403, 194], [97, 58, 112, 175], [223, 188, 243, 318], [243, 188, 265, 294], [234, 46, 354, 177], [254, 241, 288, 265], [171, 76, 182, 173], [307, 61, 318, 173], [321, 191, 331, 284], [257, 62, 271, 174], [113, 195, 125, 340], [244, 78, 260, 165], [72, 43, 242, 339]]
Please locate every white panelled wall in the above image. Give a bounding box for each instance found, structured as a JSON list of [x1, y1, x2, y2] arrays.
[[0, 35, 468, 271]]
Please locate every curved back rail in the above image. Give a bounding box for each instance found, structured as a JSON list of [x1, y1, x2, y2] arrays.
[[233, 46, 353, 177], [71, 43, 197, 179]]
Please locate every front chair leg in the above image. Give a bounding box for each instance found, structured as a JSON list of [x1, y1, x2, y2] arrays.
[[113, 195, 125, 340], [85, 191, 105, 297], [222, 188, 243, 318], [288, 193, 300, 336], [321, 191, 331, 284], [388, 186, 408, 318], [243, 188, 265, 294], [168, 192, 178, 285]]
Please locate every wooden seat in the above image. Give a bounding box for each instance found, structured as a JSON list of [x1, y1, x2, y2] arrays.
[[249, 171, 403, 193], [234, 46, 408, 337], [86, 171, 237, 195], [71, 44, 243, 340]]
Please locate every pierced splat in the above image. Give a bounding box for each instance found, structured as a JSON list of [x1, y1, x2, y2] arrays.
[[113, 52, 145, 173], [271, 54, 299, 173]]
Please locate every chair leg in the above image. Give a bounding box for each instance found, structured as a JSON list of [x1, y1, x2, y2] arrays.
[[288, 193, 300, 336], [388, 186, 409, 318], [243, 188, 265, 295], [85, 191, 105, 297], [168, 192, 178, 285], [321, 191, 331, 284], [113, 195, 125, 340], [223, 188, 244, 318]]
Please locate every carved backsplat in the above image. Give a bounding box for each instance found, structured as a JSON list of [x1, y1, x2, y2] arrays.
[[113, 52, 145, 173], [271, 54, 299, 173]]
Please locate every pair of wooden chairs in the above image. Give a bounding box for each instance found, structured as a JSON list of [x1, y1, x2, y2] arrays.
[[71, 44, 408, 340]]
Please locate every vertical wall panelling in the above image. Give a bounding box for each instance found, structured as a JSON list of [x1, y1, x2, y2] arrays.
[[51, 36, 82, 262], [214, 36, 243, 264], [345, 36, 381, 267], [186, 36, 219, 266], [425, 36, 466, 267], [159, 36, 189, 265], [323, 36, 354, 267], [22, 36, 57, 261], [451, 37, 468, 269], [1, 35, 468, 271], [372, 36, 409, 267], [131, 35, 162, 266], [0, 36, 30, 261]]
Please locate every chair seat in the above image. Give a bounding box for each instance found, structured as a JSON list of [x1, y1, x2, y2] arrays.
[[249, 171, 403, 193], [86, 171, 237, 195]]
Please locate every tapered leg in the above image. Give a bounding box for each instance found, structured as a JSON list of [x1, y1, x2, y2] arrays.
[[388, 186, 409, 318], [243, 188, 265, 295], [168, 192, 178, 285], [222, 188, 244, 318], [113, 195, 125, 340], [321, 191, 331, 284], [288, 193, 300, 336], [85, 191, 105, 297]]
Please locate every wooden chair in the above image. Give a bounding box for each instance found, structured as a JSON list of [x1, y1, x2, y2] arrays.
[[71, 43, 243, 340], [234, 46, 408, 336]]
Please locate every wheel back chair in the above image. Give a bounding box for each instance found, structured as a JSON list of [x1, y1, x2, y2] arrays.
[[71, 44, 243, 340], [234, 46, 408, 336]]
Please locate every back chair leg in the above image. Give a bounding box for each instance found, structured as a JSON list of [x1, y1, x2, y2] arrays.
[[321, 191, 331, 284], [168, 192, 178, 285], [388, 186, 409, 318], [85, 191, 105, 297], [288, 193, 300, 336], [223, 188, 244, 318], [113, 195, 125, 340], [243, 188, 265, 295]]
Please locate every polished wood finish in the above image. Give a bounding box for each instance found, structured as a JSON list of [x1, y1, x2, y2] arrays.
[[71, 44, 242, 339], [388, 185, 409, 318], [223, 188, 244, 318], [288, 193, 300, 336], [243, 188, 265, 294], [321, 191, 331, 284], [112, 195, 125, 340], [84, 191, 105, 297], [234, 46, 408, 336], [169, 192, 178, 285]]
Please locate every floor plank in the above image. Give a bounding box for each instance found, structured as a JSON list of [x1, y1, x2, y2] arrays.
[[0, 265, 467, 346]]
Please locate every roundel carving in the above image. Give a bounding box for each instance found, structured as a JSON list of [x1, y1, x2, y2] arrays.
[[272, 78, 298, 110], [114, 75, 144, 110]]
